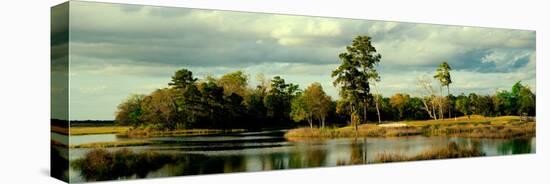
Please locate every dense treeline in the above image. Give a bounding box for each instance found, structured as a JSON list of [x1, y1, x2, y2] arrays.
[[115, 68, 535, 130], [115, 70, 302, 130], [360, 81, 535, 122], [115, 35, 535, 130], [70, 120, 115, 127]]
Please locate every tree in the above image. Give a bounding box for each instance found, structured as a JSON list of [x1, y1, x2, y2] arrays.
[[302, 83, 331, 128], [169, 69, 202, 129], [516, 83, 535, 116], [198, 81, 225, 128], [468, 93, 479, 116], [335, 98, 352, 125], [491, 94, 504, 116], [476, 95, 493, 117], [140, 88, 180, 130], [178, 84, 202, 128], [168, 69, 197, 90], [245, 87, 268, 126], [495, 90, 514, 115], [352, 36, 382, 123], [417, 76, 438, 120], [371, 77, 382, 124], [332, 35, 381, 131], [264, 76, 299, 123], [217, 71, 249, 97], [434, 62, 452, 119], [407, 97, 429, 120], [115, 94, 145, 127], [224, 93, 246, 127], [455, 94, 470, 119], [290, 94, 313, 128], [390, 93, 410, 120]]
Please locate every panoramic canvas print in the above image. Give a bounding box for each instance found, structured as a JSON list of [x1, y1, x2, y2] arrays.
[[51, 1, 536, 183]]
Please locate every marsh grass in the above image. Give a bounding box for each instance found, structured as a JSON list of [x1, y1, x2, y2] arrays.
[[71, 148, 176, 181], [285, 116, 535, 139], [284, 126, 424, 138], [62, 124, 245, 138], [69, 126, 131, 135], [371, 142, 485, 163]]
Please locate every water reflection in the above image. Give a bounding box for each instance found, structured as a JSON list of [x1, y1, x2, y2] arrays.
[[497, 139, 533, 154], [69, 131, 535, 182]]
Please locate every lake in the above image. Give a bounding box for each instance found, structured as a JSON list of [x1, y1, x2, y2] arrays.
[[66, 130, 535, 182]]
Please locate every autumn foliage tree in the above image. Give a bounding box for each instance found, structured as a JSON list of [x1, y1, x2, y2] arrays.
[[115, 94, 145, 127], [390, 93, 410, 120], [291, 83, 332, 128]]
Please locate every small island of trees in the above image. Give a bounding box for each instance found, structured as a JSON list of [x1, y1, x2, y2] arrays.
[[114, 35, 535, 139]]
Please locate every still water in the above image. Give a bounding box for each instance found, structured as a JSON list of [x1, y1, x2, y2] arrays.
[[67, 130, 535, 182]]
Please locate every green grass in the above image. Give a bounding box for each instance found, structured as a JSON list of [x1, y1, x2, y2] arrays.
[[285, 116, 535, 139]]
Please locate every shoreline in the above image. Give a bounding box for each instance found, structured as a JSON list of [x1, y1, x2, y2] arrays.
[[284, 116, 535, 139]]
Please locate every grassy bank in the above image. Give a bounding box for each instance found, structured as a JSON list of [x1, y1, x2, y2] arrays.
[[70, 126, 131, 135], [285, 116, 535, 139], [69, 140, 154, 148], [55, 125, 244, 138], [52, 125, 131, 135], [370, 142, 484, 163]]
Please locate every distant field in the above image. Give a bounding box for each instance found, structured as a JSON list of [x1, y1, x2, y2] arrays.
[[52, 124, 246, 137], [69, 126, 131, 135]]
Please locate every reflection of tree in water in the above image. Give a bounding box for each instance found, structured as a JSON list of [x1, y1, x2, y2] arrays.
[[338, 138, 367, 165], [287, 146, 328, 168], [73, 138, 376, 182], [74, 148, 332, 182], [222, 156, 247, 173], [72, 149, 183, 181], [497, 139, 532, 155], [264, 153, 289, 170], [350, 138, 367, 164], [180, 149, 329, 173]]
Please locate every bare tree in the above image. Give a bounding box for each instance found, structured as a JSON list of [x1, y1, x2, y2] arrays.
[[372, 83, 382, 124], [417, 76, 438, 120]]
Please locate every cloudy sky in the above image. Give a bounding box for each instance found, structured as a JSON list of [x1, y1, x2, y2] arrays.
[[66, 1, 535, 120]]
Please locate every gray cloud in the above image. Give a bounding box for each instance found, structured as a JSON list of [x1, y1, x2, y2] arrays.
[[65, 1, 536, 120]]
